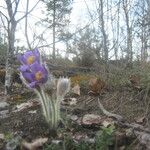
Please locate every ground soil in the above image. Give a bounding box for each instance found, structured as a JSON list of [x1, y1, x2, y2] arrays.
[[0, 79, 150, 150]]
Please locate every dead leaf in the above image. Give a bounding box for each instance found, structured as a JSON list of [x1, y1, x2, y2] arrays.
[[129, 74, 141, 90], [62, 98, 77, 106], [82, 114, 103, 126], [28, 110, 37, 114], [72, 84, 80, 96], [73, 132, 88, 141], [22, 138, 48, 150], [135, 116, 146, 125], [69, 98, 77, 106], [102, 118, 114, 127], [70, 115, 78, 121], [89, 77, 105, 95], [13, 100, 40, 112]]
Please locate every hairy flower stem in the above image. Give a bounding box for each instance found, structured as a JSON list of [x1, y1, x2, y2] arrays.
[[35, 87, 61, 130]]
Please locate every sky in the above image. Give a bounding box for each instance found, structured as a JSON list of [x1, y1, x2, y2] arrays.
[[13, 0, 96, 56], [0, 0, 121, 58], [0, 0, 91, 51], [1, 0, 148, 60]]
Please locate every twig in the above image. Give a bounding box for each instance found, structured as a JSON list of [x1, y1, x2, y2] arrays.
[[98, 98, 150, 134], [98, 98, 124, 122]]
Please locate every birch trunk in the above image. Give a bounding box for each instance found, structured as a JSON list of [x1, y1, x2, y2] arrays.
[[52, 0, 56, 60], [5, 0, 17, 95]]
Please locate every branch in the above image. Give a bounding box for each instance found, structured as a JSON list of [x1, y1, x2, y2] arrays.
[[17, 0, 40, 23], [25, 0, 32, 50], [0, 13, 9, 32], [98, 98, 124, 122], [13, 0, 20, 18], [0, 11, 9, 22], [97, 98, 150, 134]]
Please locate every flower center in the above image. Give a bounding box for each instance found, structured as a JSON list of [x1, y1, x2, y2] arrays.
[[27, 56, 35, 65], [35, 71, 43, 81]]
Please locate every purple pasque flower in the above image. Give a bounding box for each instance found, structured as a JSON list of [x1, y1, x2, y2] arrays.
[[21, 62, 48, 88], [17, 48, 40, 66]]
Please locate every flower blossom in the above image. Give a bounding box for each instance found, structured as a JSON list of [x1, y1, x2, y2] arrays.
[[18, 49, 48, 88], [17, 49, 40, 72]]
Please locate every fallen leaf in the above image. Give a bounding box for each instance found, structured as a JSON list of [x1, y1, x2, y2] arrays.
[[135, 116, 146, 125], [28, 110, 37, 114], [102, 118, 114, 127], [72, 84, 80, 96], [73, 132, 88, 141], [69, 98, 77, 106], [62, 98, 77, 106], [13, 100, 40, 112], [69, 115, 78, 121], [129, 74, 141, 90], [22, 138, 48, 150], [119, 146, 126, 150], [89, 77, 105, 95], [82, 114, 103, 126]]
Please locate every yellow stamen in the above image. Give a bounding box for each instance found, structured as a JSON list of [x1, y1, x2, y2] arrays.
[[27, 56, 35, 65], [35, 71, 43, 81]]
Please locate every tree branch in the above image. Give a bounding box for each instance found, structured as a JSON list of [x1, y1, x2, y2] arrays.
[[97, 98, 150, 134], [0, 13, 9, 32], [25, 0, 32, 50], [13, 0, 20, 18], [17, 0, 40, 23], [0, 11, 9, 22]]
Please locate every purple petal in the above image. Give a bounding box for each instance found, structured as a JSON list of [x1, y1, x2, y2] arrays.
[[19, 65, 30, 72], [30, 62, 45, 73], [41, 64, 48, 74], [33, 48, 40, 60], [28, 81, 37, 88], [17, 55, 26, 65], [24, 50, 34, 59], [22, 72, 35, 82]]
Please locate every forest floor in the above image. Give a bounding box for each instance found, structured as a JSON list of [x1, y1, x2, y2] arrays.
[[0, 66, 150, 150]]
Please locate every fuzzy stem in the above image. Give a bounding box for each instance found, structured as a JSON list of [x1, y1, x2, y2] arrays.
[[35, 88, 61, 130]]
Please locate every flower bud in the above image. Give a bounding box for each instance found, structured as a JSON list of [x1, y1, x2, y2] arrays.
[[57, 78, 70, 98]]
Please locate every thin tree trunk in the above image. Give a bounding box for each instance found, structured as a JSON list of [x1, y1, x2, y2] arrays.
[[99, 0, 108, 62], [5, 0, 17, 95], [52, 0, 56, 60], [98, 0, 109, 76], [123, 0, 132, 64]]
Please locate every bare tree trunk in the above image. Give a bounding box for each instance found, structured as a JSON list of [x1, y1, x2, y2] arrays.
[[141, 10, 148, 63], [98, 0, 109, 76], [116, 0, 120, 60], [52, 0, 56, 60], [3, 0, 40, 95], [5, 0, 17, 95], [123, 0, 132, 64], [99, 0, 108, 62], [25, 0, 32, 50]]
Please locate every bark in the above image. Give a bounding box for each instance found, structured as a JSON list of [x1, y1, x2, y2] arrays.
[[5, 0, 17, 95], [99, 0, 108, 63], [52, 0, 56, 60], [123, 0, 133, 64], [98, 0, 109, 76], [4, 0, 40, 95]]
